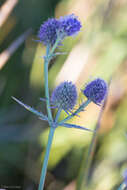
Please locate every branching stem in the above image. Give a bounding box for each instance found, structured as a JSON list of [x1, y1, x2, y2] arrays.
[[60, 99, 91, 123], [38, 40, 62, 190]]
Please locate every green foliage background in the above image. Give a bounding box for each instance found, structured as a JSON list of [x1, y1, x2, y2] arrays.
[[0, 0, 127, 190]]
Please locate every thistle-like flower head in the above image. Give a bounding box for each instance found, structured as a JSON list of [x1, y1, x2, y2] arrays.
[[37, 18, 60, 46], [83, 78, 107, 104], [60, 14, 82, 37], [51, 81, 77, 112], [37, 14, 81, 46]]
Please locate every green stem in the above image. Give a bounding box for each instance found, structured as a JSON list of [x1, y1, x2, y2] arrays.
[[44, 45, 53, 122], [50, 36, 61, 56], [55, 107, 62, 123], [60, 99, 91, 124], [44, 38, 61, 122], [38, 40, 61, 190], [38, 127, 55, 190]]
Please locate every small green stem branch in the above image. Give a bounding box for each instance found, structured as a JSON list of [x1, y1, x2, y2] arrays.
[[44, 45, 53, 122], [60, 99, 91, 124], [76, 97, 108, 190], [38, 127, 55, 190], [50, 37, 61, 56], [44, 38, 61, 122], [55, 107, 62, 123]]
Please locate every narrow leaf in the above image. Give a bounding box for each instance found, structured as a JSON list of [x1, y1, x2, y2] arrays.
[[59, 122, 93, 132], [12, 97, 48, 121]]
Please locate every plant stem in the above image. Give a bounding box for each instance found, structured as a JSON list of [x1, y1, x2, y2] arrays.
[[60, 99, 91, 124], [50, 37, 61, 56], [38, 127, 55, 190], [38, 45, 54, 190], [38, 41, 61, 190], [44, 39, 61, 122], [44, 45, 53, 122], [55, 107, 62, 123]]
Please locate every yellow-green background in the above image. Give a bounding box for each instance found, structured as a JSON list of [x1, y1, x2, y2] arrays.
[[0, 0, 127, 189]]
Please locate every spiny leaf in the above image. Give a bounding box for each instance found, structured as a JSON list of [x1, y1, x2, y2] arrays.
[[59, 122, 93, 132], [12, 97, 48, 121]]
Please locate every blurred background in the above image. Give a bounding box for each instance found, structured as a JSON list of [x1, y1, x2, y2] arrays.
[[0, 0, 127, 189]]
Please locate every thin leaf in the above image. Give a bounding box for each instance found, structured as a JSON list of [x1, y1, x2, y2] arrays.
[[12, 97, 48, 121], [59, 122, 93, 132]]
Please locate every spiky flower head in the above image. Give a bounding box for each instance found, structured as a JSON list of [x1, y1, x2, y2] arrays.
[[83, 78, 107, 104], [59, 14, 82, 37], [37, 14, 81, 46], [51, 81, 77, 112], [37, 18, 60, 46]]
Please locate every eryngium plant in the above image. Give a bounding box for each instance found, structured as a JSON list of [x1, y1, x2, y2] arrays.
[[12, 14, 107, 190]]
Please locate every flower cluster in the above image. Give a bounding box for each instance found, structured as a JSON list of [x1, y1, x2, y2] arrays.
[[83, 78, 107, 104], [38, 14, 81, 46], [51, 78, 107, 113], [51, 81, 77, 112]]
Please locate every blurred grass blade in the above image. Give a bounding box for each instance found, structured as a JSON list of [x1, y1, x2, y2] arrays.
[[0, 0, 18, 27], [76, 88, 109, 190], [0, 29, 32, 70]]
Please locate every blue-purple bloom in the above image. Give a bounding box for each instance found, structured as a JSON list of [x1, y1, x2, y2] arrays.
[[83, 78, 107, 104], [38, 18, 60, 46], [38, 14, 81, 46], [59, 14, 82, 37], [51, 81, 77, 112]]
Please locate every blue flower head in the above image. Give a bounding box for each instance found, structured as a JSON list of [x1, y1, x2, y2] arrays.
[[37, 18, 60, 46], [83, 78, 107, 105], [38, 14, 81, 46], [60, 14, 82, 37], [51, 81, 77, 112]]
